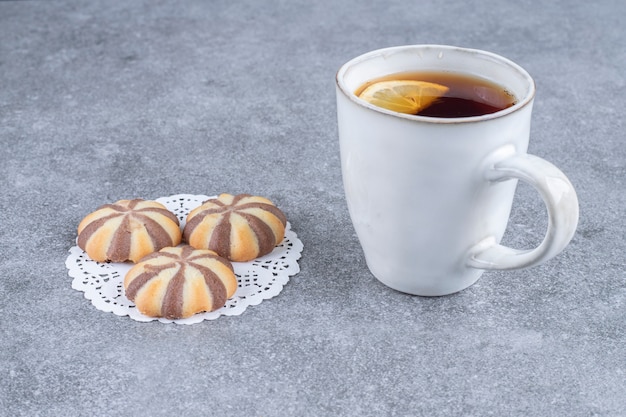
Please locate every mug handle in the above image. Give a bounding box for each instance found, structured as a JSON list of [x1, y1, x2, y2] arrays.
[[467, 148, 579, 270]]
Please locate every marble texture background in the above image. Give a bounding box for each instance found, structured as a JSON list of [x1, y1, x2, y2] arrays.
[[1, 1, 624, 416]]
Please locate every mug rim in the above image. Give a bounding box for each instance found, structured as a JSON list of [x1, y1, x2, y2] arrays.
[[336, 44, 536, 124]]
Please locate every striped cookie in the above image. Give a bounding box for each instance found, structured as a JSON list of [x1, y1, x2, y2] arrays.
[[183, 193, 287, 262], [77, 199, 182, 263], [124, 245, 237, 319]]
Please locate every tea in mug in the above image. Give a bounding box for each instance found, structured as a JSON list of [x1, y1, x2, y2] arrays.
[[356, 71, 516, 118]]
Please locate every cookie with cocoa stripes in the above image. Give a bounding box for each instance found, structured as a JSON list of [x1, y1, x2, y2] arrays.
[[183, 193, 287, 262], [124, 245, 237, 319], [77, 199, 182, 263]]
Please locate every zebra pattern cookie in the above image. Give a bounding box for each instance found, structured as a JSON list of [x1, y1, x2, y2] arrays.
[[124, 245, 237, 319], [77, 199, 182, 263], [183, 193, 287, 262]]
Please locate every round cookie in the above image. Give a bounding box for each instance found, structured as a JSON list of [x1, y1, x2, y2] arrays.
[[183, 193, 287, 262], [124, 245, 237, 319], [77, 199, 182, 263]]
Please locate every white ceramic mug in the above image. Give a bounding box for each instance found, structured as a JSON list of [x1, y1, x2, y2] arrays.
[[336, 45, 579, 296]]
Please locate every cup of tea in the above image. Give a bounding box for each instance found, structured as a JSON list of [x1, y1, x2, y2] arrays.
[[335, 45, 579, 296]]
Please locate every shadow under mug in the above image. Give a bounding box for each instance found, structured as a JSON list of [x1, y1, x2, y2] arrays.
[[336, 45, 579, 296]]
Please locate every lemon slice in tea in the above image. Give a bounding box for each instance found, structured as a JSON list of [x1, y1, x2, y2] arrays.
[[358, 80, 449, 114]]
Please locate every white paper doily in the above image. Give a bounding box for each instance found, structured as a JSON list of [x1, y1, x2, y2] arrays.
[[66, 194, 303, 324]]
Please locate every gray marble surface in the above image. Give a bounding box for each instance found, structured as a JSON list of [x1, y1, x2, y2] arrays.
[[1, 1, 625, 416]]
